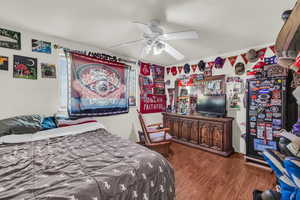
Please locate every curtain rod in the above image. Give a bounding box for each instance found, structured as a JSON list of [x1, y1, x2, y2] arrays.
[[54, 44, 132, 69]]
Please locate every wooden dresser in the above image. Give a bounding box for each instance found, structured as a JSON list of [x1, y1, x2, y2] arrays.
[[162, 112, 234, 157]]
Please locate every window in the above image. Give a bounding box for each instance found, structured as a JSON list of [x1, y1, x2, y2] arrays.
[[58, 49, 68, 115]]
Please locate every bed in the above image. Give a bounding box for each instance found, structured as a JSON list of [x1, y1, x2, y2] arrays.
[[0, 122, 175, 200]]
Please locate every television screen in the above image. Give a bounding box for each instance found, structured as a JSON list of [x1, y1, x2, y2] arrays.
[[196, 95, 226, 115]]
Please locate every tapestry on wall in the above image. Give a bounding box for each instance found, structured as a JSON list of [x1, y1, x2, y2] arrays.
[[13, 55, 37, 80], [68, 53, 129, 117], [0, 28, 21, 50], [0, 56, 8, 71], [32, 39, 52, 54]]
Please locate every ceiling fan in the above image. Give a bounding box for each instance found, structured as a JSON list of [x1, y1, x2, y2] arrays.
[[109, 20, 199, 61]]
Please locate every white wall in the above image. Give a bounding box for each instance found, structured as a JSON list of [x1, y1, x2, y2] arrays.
[[0, 23, 161, 141], [165, 44, 275, 154]]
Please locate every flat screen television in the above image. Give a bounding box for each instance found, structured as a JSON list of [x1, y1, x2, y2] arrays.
[[196, 95, 226, 117]]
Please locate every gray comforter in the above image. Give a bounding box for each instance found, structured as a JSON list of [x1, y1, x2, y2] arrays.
[[0, 128, 175, 200]]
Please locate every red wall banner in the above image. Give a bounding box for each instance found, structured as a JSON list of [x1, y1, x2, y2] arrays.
[[140, 94, 166, 114]]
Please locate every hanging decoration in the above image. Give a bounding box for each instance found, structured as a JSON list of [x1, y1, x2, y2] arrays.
[[208, 61, 215, 68], [166, 67, 171, 75], [241, 53, 249, 64], [177, 66, 183, 74], [214, 57, 224, 69], [264, 55, 278, 65], [198, 60, 206, 72], [257, 48, 267, 60], [184, 63, 191, 74], [269, 45, 276, 54], [68, 52, 129, 117], [140, 61, 151, 76], [191, 64, 197, 72], [171, 66, 177, 76], [228, 56, 238, 66]]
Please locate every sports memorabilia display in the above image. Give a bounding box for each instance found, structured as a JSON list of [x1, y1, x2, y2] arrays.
[[68, 53, 129, 117], [246, 77, 290, 160], [13, 55, 37, 80], [139, 62, 166, 113], [0, 28, 21, 50]]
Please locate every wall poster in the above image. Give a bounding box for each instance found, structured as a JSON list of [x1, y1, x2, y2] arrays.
[[0, 28, 21, 50], [0, 56, 8, 71], [140, 94, 166, 114], [13, 55, 37, 80], [41, 63, 56, 78], [32, 39, 52, 54]]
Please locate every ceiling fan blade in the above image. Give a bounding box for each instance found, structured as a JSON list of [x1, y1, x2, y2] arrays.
[[159, 31, 199, 41], [132, 21, 153, 34], [108, 39, 143, 49], [162, 42, 185, 60]]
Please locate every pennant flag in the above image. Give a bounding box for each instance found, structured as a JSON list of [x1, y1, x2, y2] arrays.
[[140, 61, 151, 76], [166, 67, 171, 75], [171, 66, 177, 76], [207, 61, 215, 68], [269, 45, 276, 54], [178, 66, 183, 73], [191, 64, 197, 72], [227, 56, 238, 66], [241, 53, 248, 64], [264, 56, 278, 65], [257, 48, 267, 60]]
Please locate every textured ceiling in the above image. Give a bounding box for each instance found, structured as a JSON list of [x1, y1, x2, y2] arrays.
[[0, 0, 296, 65]]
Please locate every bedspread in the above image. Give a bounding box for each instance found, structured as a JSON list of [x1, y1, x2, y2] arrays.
[[0, 128, 175, 200]]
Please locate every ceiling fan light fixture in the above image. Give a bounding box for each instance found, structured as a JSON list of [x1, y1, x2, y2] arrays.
[[153, 42, 165, 55]]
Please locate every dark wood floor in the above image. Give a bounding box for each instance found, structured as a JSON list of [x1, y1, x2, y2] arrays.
[[167, 142, 275, 200]]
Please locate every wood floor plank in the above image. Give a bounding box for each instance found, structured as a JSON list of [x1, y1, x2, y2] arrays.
[[167, 143, 275, 200]]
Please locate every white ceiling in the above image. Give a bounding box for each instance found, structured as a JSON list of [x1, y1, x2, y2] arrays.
[[0, 0, 296, 65]]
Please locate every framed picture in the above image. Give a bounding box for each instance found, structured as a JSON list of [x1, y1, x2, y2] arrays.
[[41, 63, 56, 78], [0, 28, 21, 50], [0, 56, 8, 71], [129, 69, 137, 106], [13, 55, 37, 80], [32, 39, 52, 54]]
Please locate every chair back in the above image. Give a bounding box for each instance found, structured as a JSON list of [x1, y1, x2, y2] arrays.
[[137, 109, 151, 144]]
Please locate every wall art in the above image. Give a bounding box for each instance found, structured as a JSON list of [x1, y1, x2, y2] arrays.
[[0, 28, 21, 50], [13, 55, 37, 80], [0, 56, 8, 71], [41, 63, 56, 78], [32, 39, 52, 54]]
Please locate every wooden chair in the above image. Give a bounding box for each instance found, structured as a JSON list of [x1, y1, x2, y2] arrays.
[[137, 109, 172, 157]]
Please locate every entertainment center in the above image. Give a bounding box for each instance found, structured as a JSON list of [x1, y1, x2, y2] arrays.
[[162, 112, 234, 156], [164, 74, 234, 156]]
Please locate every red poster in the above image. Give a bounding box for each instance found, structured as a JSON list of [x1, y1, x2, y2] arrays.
[[140, 94, 166, 113]]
